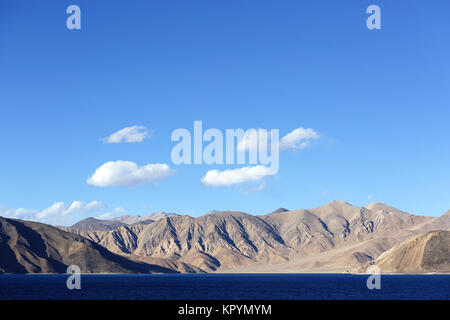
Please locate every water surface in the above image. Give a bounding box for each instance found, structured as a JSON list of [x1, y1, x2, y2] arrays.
[[0, 274, 449, 300]]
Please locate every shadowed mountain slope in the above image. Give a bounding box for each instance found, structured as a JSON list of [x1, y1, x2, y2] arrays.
[[0, 217, 178, 273]]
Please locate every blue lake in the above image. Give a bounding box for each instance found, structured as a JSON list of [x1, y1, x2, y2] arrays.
[[0, 274, 449, 300]]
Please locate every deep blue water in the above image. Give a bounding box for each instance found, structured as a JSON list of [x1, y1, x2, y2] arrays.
[[0, 274, 449, 300]]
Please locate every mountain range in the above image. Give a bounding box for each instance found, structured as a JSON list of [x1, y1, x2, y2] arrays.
[[1, 201, 449, 274]]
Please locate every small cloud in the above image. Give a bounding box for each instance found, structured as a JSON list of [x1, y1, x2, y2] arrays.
[[236, 127, 319, 152], [244, 182, 267, 194], [83, 200, 105, 211], [96, 207, 126, 220], [36, 200, 105, 219], [103, 126, 149, 144], [321, 190, 329, 195], [368, 195, 373, 201], [0, 207, 31, 220], [201, 165, 273, 187], [279, 127, 319, 151], [87, 160, 175, 187], [0, 200, 117, 226]]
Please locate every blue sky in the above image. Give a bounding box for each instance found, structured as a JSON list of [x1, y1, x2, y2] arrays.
[[0, 0, 449, 225]]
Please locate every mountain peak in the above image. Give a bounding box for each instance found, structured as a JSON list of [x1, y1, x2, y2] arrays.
[[271, 208, 289, 214], [365, 202, 412, 216], [71, 217, 101, 227], [366, 202, 389, 209], [71, 217, 126, 231]]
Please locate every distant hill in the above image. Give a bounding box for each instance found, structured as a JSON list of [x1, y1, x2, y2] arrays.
[[419, 210, 450, 232], [69, 213, 181, 232], [111, 212, 179, 226], [71, 217, 126, 231]]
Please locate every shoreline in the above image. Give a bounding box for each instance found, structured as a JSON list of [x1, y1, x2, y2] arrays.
[[1, 272, 450, 276]]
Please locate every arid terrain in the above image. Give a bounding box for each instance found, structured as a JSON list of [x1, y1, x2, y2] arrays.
[[1, 201, 449, 274], [359, 230, 450, 273]]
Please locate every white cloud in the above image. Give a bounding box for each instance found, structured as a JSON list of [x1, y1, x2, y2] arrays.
[[35, 200, 104, 219], [244, 182, 267, 194], [201, 165, 273, 187], [236, 127, 319, 152], [35, 202, 66, 219], [279, 127, 319, 150], [96, 207, 126, 220], [103, 126, 149, 143], [0, 207, 31, 220], [83, 200, 105, 211], [0, 200, 119, 226], [87, 160, 175, 187]]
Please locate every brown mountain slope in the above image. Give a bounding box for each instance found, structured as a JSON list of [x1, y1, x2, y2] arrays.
[[219, 202, 432, 273], [131, 212, 291, 270], [63, 212, 287, 271], [262, 201, 430, 255], [0, 217, 177, 273], [359, 231, 450, 273], [58, 227, 110, 243]]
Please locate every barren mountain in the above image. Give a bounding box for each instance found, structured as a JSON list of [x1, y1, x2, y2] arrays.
[[64, 201, 440, 273], [129, 212, 292, 270], [359, 231, 450, 273], [263, 201, 430, 254], [58, 227, 110, 243], [220, 202, 433, 273], [70, 213, 179, 231], [0, 217, 177, 273]]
